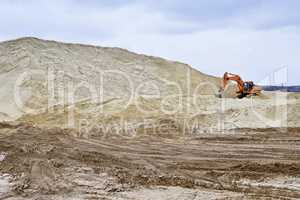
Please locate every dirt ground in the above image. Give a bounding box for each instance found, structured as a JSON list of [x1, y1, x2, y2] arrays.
[[0, 122, 300, 199]]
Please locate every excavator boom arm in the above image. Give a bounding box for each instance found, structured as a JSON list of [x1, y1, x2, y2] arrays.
[[222, 72, 244, 93]]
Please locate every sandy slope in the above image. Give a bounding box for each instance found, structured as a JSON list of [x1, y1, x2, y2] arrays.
[[0, 37, 299, 131], [0, 37, 219, 121]]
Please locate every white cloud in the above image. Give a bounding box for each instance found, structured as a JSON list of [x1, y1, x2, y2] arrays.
[[0, 0, 299, 84], [101, 26, 300, 85]]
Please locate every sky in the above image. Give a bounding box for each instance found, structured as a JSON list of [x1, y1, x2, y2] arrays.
[[0, 0, 299, 85]]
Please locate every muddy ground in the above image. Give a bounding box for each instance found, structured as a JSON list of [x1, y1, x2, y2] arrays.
[[0, 122, 300, 199]]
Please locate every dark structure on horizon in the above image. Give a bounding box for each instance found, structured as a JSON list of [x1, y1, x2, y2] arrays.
[[262, 86, 300, 92]]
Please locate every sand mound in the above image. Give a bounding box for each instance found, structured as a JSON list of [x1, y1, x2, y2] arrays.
[[0, 37, 220, 121], [0, 37, 299, 132]]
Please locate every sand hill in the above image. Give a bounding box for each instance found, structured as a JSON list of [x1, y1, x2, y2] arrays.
[[0, 37, 299, 133], [0, 37, 218, 119]]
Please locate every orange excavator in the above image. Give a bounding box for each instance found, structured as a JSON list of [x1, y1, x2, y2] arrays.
[[220, 72, 262, 98]]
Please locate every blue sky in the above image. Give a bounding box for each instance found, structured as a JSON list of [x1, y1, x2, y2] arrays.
[[0, 0, 299, 85]]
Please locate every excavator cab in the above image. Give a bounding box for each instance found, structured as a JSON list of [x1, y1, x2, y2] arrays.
[[243, 81, 254, 92]]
